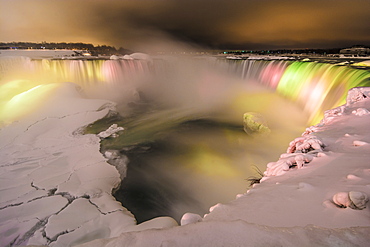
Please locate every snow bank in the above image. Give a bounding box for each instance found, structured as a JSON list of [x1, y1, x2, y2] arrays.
[[0, 82, 176, 247], [80, 87, 370, 246], [80, 221, 370, 247], [2, 83, 370, 246]]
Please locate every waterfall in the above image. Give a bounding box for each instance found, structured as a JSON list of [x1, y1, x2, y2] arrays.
[[29, 59, 152, 87], [1, 56, 370, 124], [2, 55, 369, 224], [239, 60, 370, 124]]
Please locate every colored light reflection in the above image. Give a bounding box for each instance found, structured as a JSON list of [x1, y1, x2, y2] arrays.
[[276, 62, 370, 124], [0, 82, 59, 124], [185, 144, 239, 177], [259, 61, 288, 89]]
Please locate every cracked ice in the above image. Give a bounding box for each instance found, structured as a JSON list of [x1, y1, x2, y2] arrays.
[[0, 83, 141, 246]]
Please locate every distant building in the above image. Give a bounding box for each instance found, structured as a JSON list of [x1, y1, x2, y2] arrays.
[[339, 47, 370, 56]]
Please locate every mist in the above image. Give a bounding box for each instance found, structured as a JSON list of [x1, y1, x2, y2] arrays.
[[82, 46, 308, 222], [0, 41, 308, 223]]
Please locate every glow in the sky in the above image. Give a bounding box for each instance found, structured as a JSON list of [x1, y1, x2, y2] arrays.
[[1, 0, 369, 50]]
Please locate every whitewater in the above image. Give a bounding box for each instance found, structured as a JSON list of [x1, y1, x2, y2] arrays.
[[0, 55, 370, 246]]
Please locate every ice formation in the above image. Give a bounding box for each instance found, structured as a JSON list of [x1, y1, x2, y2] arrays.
[[0, 83, 173, 246], [263, 135, 324, 177], [352, 108, 370, 116], [346, 87, 369, 105], [97, 124, 124, 139], [1, 81, 370, 246], [264, 153, 315, 176], [264, 87, 370, 179], [287, 135, 325, 153]]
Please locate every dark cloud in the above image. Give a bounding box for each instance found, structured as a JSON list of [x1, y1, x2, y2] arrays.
[[1, 0, 370, 51]]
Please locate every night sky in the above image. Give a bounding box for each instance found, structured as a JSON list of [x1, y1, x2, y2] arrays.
[[1, 0, 370, 51]]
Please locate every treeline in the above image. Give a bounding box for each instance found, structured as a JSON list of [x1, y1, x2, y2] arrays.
[[0, 42, 132, 56]]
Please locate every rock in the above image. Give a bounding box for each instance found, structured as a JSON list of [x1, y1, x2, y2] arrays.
[[243, 112, 270, 135], [349, 191, 369, 210], [333, 192, 351, 208], [333, 191, 368, 210]]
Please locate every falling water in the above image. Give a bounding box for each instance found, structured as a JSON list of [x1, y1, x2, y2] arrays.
[[239, 59, 370, 123], [1, 56, 370, 223]]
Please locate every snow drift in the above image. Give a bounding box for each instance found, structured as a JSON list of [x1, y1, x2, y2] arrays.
[[82, 88, 370, 246], [1, 54, 370, 246]]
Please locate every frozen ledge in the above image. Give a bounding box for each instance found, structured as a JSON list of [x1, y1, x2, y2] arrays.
[[0, 83, 175, 247], [77, 220, 370, 247], [1, 85, 370, 246], [262, 87, 370, 179], [79, 87, 370, 246]]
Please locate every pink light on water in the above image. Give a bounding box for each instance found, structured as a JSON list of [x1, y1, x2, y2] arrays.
[[259, 61, 288, 89]]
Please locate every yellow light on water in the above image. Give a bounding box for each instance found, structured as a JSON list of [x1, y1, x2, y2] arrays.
[[185, 145, 239, 178], [0, 82, 60, 124]]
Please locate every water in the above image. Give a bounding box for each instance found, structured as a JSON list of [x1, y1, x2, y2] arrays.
[[239, 59, 370, 123], [1, 55, 370, 223]]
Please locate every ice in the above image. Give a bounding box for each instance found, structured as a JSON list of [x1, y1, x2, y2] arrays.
[[0, 82, 166, 246], [79, 87, 370, 246], [287, 135, 325, 153], [97, 124, 124, 139], [352, 108, 370, 116], [353, 140, 368, 146], [346, 87, 369, 105], [1, 76, 370, 246]]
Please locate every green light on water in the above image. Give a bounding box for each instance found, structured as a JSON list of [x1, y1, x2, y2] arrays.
[[276, 62, 370, 124]]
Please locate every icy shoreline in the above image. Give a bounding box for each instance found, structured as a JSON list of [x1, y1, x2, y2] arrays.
[[1, 84, 370, 246], [0, 83, 176, 246], [83, 87, 370, 246]]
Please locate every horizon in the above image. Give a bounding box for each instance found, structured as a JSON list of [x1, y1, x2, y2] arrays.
[[1, 41, 368, 53], [1, 0, 370, 52]]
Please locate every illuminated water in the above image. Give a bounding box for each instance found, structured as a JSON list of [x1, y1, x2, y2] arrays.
[[1, 56, 370, 223]]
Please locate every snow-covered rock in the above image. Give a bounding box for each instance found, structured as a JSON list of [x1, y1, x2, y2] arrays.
[[129, 53, 152, 61], [352, 107, 370, 116], [349, 191, 369, 209], [122, 55, 134, 60], [346, 87, 369, 105], [287, 135, 325, 153], [264, 153, 315, 176], [180, 213, 203, 226], [97, 124, 124, 139], [333, 191, 369, 210], [110, 55, 120, 60]]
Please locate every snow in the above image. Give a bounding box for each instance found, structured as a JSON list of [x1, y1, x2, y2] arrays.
[[1, 80, 370, 246], [97, 124, 124, 139], [0, 82, 174, 246], [0, 50, 87, 59], [180, 213, 203, 226], [82, 87, 370, 246], [353, 60, 370, 67]]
